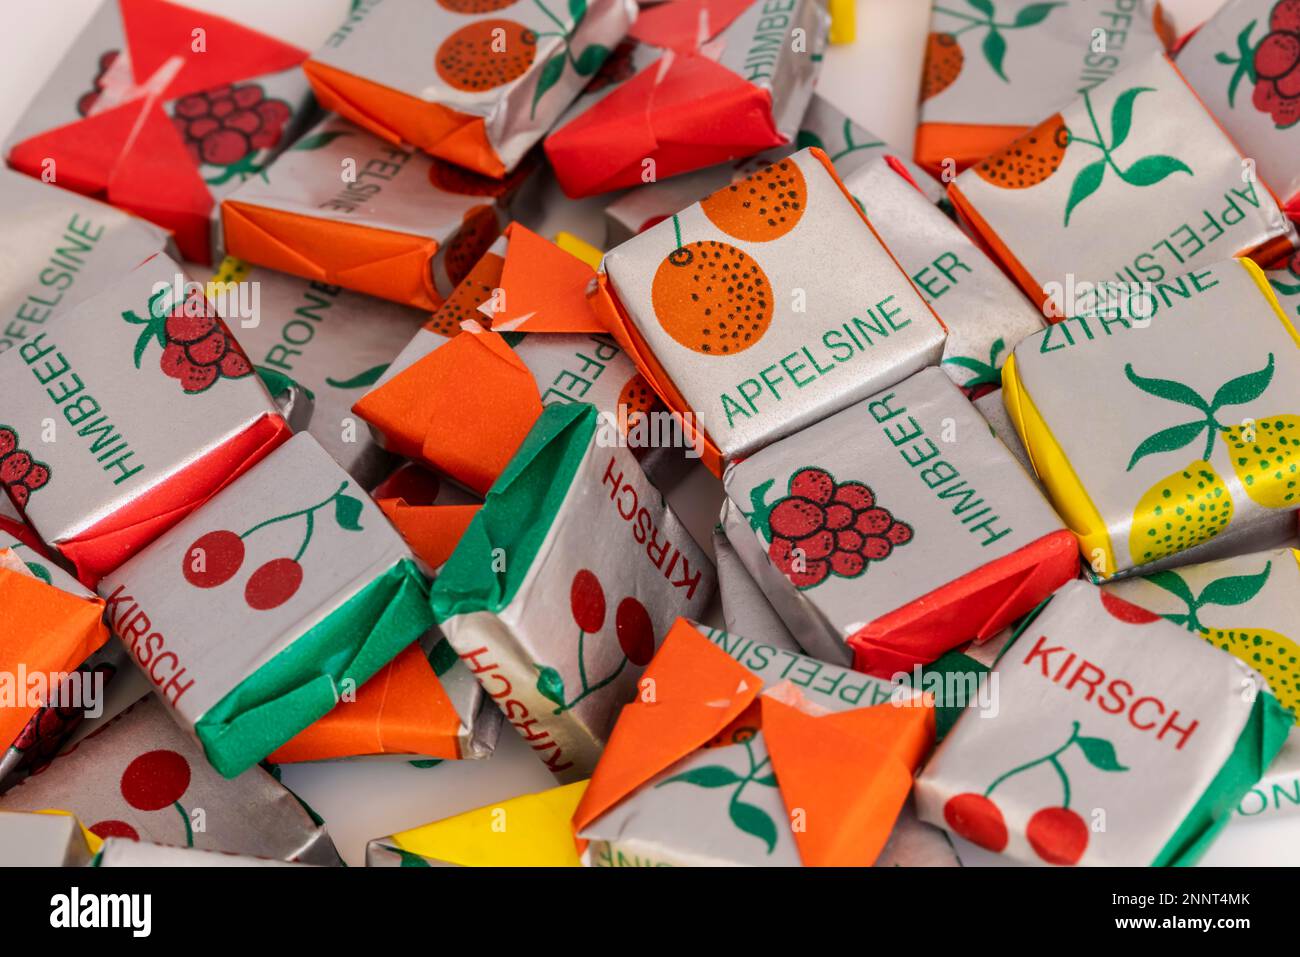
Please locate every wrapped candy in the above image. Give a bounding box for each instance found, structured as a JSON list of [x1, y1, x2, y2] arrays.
[[3, 0, 314, 263], [0, 553, 110, 766], [916, 580, 1291, 866], [546, 0, 829, 198], [203, 257, 427, 487], [915, 0, 1171, 176], [603, 93, 944, 246], [573, 619, 936, 866], [1176, 0, 1300, 221], [367, 781, 588, 866], [720, 366, 1077, 675], [591, 147, 948, 475], [431, 402, 715, 781], [1102, 547, 1300, 719], [840, 157, 1045, 398], [0, 252, 290, 586], [303, 0, 637, 178], [0, 811, 95, 866], [948, 51, 1295, 311], [0, 170, 170, 353], [1001, 258, 1300, 579], [96, 432, 436, 777], [0, 696, 341, 865], [356, 225, 666, 495], [221, 115, 520, 311]]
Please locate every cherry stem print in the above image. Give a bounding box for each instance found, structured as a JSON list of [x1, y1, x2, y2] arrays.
[[527, 0, 608, 118], [656, 728, 780, 854], [1146, 561, 1272, 634], [984, 721, 1128, 809], [1123, 353, 1275, 469], [1215, 20, 1259, 107], [1061, 87, 1193, 226], [933, 2, 1063, 79], [237, 481, 360, 561]]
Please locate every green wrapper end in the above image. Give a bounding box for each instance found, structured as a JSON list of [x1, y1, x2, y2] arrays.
[[431, 402, 596, 621], [196, 557, 434, 778], [1153, 690, 1292, 866]]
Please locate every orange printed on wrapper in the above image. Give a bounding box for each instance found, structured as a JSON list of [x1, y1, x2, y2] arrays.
[[425, 248, 506, 337], [445, 205, 504, 287], [651, 233, 773, 356], [920, 32, 963, 101], [435, 20, 538, 92], [973, 113, 1069, 189], [700, 158, 808, 242]]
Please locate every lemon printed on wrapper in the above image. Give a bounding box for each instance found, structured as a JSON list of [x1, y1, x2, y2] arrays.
[[1140, 561, 1300, 720], [1122, 355, 1281, 566], [1222, 417, 1300, 508]]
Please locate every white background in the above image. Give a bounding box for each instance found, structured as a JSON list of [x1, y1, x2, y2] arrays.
[[2, 0, 1292, 867]]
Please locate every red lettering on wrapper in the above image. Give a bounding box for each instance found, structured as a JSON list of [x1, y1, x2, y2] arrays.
[[1020, 635, 1199, 750], [601, 456, 701, 600], [101, 585, 193, 706], [459, 645, 574, 775]]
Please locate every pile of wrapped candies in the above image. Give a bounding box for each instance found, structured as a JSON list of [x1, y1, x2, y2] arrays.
[[3, 0, 1300, 870]]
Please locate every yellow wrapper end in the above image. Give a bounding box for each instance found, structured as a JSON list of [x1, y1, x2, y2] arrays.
[[553, 232, 604, 271], [1001, 352, 1114, 577], [828, 0, 855, 44], [35, 809, 102, 855], [207, 256, 255, 294], [1239, 256, 1300, 348], [391, 780, 588, 866]]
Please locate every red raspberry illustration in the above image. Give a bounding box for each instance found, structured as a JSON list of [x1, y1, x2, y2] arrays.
[[165, 313, 216, 343], [172, 82, 293, 184], [186, 330, 229, 366], [615, 596, 655, 666], [220, 351, 252, 379], [75, 49, 120, 117], [943, 793, 1008, 851], [182, 530, 245, 587], [1276, 0, 1300, 32], [22, 464, 48, 490], [1099, 590, 1161, 624], [1026, 807, 1089, 866], [245, 557, 304, 610], [89, 820, 140, 841], [1220, 3, 1300, 127], [123, 287, 252, 393], [744, 468, 912, 590], [7, 485, 27, 508], [0, 450, 31, 484], [0, 427, 15, 457], [570, 569, 607, 633], [180, 363, 219, 393], [160, 343, 187, 378]]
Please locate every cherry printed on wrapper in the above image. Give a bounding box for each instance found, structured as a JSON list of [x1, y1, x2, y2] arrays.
[[118, 749, 195, 846], [181, 482, 365, 612], [941, 722, 1128, 865], [535, 571, 658, 714]]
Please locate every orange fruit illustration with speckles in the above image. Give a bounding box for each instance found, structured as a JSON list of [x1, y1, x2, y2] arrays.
[[701, 158, 807, 242], [974, 113, 1070, 188], [652, 239, 772, 356], [443, 205, 501, 287], [425, 250, 505, 337], [436, 20, 537, 93], [437, 0, 520, 11], [921, 32, 964, 100], [617, 373, 661, 423]]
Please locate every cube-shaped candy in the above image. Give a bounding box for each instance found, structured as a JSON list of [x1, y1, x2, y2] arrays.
[[0, 696, 341, 864], [573, 619, 937, 866], [948, 52, 1295, 311], [592, 147, 948, 475], [916, 580, 1291, 866], [545, 0, 828, 197], [0, 812, 94, 867], [915, 0, 1171, 175], [1002, 258, 1300, 578], [303, 0, 636, 177], [0, 253, 290, 585], [96, 432, 435, 777], [1176, 0, 1300, 221], [3, 0, 314, 263], [840, 157, 1045, 399], [431, 402, 715, 781], [221, 115, 519, 311], [1103, 547, 1300, 720], [721, 366, 1077, 675]]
